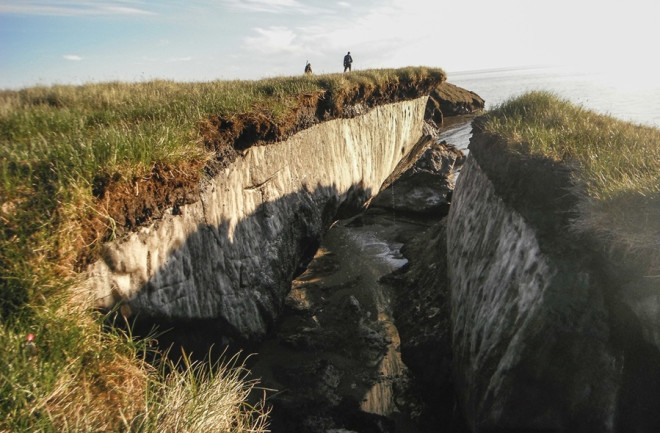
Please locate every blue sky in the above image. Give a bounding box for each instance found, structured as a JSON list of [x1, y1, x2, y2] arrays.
[[1, 0, 658, 89]]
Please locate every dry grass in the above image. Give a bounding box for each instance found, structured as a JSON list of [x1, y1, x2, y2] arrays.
[[146, 353, 269, 433], [0, 293, 150, 432], [42, 356, 149, 432], [0, 292, 269, 433]]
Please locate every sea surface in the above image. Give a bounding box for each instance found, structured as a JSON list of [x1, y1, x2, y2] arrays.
[[438, 66, 660, 151]]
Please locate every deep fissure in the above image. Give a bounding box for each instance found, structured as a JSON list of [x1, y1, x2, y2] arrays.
[[129, 118, 474, 433]]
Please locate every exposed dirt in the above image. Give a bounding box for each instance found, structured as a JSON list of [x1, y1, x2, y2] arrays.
[[426, 82, 484, 123], [384, 219, 468, 432], [77, 159, 205, 268], [78, 80, 482, 270], [200, 77, 447, 155]]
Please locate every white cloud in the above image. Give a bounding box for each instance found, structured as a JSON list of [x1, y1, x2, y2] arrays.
[[229, 0, 660, 76], [0, 0, 156, 16], [221, 0, 329, 15], [231, 1, 415, 76], [243, 27, 303, 54], [279, 1, 421, 64], [63, 54, 83, 61], [167, 56, 193, 63], [101, 5, 155, 15]]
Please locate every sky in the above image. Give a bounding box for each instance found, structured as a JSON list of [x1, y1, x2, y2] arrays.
[[0, 0, 658, 89]]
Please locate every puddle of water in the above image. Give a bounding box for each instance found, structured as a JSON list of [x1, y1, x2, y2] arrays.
[[344, 229, 408, 272]]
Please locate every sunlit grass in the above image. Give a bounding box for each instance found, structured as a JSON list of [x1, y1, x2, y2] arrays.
[[0, 294, 269, 432], [0, 295, 151, 432], [483, 91, 659, 201], [0, 67, 444, 432], [482, 91, 659, 263], [1, 68, 445, 192], [0, 66, 445, 313], [144, 351, 269, 433]]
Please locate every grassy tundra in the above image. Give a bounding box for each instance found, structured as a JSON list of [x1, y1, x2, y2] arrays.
[[0, 67, 445, 432], [481, 91, 659, 273]]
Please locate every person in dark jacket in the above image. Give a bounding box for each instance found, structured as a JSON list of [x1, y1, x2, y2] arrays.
[[304, 61, 312, 74], [343, 51, 353, 72]]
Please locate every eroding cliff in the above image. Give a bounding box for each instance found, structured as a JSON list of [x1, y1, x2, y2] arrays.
[[87, 98, 428, 341], [447, 128, 660, 432], [250, 138, 468, 433], [448, 155, 617, 431]]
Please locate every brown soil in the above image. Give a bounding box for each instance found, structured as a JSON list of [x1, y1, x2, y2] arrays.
[[79, 79, 480, 270], [429, 82, 485, 116], [75, 159, 206, 269], [100, 160, 205, 228], [200, 76, 447, 156]]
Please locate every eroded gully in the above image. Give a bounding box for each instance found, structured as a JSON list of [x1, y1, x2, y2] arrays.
[[248, 118, 474, 433]]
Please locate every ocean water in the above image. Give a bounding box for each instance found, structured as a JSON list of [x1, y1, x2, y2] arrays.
[[449, 66, 660, 128], [438, 66, 660, 151]]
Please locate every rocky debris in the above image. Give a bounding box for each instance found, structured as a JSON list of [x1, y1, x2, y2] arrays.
[[421, 120, 441, 140], [384, 220, 468, 433], [249, 226, 403, 433], [371, 138, 465, 217], [424, 97, 444, 125], [248, 127, 471, 432], [371, 137, 468, 431]]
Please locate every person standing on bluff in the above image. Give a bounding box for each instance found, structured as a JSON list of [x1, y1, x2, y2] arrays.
[[304, 61, 312, 75], [343, 51, 353, 72]]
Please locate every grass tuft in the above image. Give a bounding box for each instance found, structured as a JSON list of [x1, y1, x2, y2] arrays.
[[482, 91, 659, 273], [483, 91, 660, 201], [142, 351, 269, 433], [0, 294, 269, 432]]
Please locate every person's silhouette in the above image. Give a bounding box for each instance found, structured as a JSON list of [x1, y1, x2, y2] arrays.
[[343, 52, 353, 72]]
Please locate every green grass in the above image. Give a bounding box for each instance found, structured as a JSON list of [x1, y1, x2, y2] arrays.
[[1, 297, 149, 432], [482, 91, 659, 264], [0, 297, 269, 432], [0, 67, 444, 431], [0, 66, 445, 313]]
